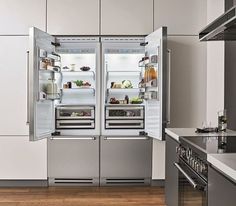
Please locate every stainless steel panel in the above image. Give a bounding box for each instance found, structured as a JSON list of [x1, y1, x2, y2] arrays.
[[105, 120, 144, 129], [105, 106, 144, 119], [56, 120, 95, 129], [100, 136, 152, 185], [48, 136, 99, 186]]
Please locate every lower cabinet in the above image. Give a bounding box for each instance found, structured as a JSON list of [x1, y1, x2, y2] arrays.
[[208, 166, 236, 206], [0, 136, 47, 180], [165, 134, 179, 206], [100, 136, 152, 186], [48, 136, 99, 186]]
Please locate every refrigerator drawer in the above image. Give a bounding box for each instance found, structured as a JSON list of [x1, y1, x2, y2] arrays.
[[56, 120, 95, 129], [105, 106, 144, 119], [100, 136, 152, 186], [105, 120, 144, 129], [48, 136, 99, 186], [56, 106, 95, 120]]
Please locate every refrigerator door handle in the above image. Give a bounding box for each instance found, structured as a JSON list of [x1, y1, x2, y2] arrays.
[[26, 50, 30, 125], [166, 49, 171, 125]]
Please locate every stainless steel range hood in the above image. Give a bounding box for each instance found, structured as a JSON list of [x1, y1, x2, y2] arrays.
[[199, 5, 236, 41]]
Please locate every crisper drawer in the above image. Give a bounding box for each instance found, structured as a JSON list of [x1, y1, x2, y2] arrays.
[[48, 136, 99, 186], [100, 136, 152, 186], [106, 120, 144, 129], [56, 106, 95, 120], [56, 120, 95, 129], [106, 106, 144, 119]]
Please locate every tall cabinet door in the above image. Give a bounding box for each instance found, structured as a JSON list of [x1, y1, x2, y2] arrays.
[[0, 36, 29, 135], [144, 27, 169, 140], [29, 27, 56, 141]]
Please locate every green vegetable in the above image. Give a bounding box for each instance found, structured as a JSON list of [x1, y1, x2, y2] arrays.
[[73, 80, 83, 87], [121, 80, 133, 88]]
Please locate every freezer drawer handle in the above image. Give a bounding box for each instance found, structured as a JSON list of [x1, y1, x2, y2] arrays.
[[50, 137, 96, 140], [173, 162, 205, 191], [103, 137, 149, 140]]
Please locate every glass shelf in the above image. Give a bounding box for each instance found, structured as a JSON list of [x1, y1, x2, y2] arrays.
[[107, 88, 141, 93], [139, 62, 158, 67]]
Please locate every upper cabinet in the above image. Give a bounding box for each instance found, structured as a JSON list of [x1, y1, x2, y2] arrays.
[[0, 0, 46, 35], [154, 0, 207, 35], [47, 0, 99, 35], [101, 0, 153, 35]]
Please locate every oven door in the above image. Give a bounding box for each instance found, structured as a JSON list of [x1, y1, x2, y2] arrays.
[[174, 159, 207, 206]]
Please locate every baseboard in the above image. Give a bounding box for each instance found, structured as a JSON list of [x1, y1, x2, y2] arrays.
[[151, 179, 165, 187], [0, 180, 48, 187]]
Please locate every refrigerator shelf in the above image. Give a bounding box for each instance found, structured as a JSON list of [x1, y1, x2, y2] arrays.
[[107, 88, 141, 93], [61, 71, 95, 80], [63, 87, 95, 96], [139, 62, 158, 68]]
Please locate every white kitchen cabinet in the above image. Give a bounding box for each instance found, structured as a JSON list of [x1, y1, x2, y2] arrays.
[[167, 36, 207, 128], [101, 0, 153, 35], [0, 0, 46, 35], [154, 0, 207, 35], [47, 0, 99, 35], [0, 136, 47, 179], [0, 36, 29, 135]]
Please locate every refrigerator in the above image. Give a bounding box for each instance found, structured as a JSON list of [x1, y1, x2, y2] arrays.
[[27, 27, 170, 186]]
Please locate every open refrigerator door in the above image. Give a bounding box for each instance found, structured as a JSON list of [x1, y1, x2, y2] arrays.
[[140, 27, 169, 140], [28, 27, 61, 141]]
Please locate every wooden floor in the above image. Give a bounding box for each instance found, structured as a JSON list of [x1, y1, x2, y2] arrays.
[[0, 186, 166, 206]]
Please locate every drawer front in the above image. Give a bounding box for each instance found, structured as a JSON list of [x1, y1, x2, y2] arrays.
[[48, 136, 99, 184], [106, 120, 144, 129], [56, 120, 95, 129], [57, 106, 95, 120], [100, 136, 152, 184], [106, 106, 144, 119]]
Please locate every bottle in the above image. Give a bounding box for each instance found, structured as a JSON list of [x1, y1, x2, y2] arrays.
[[125, 95, 129, 104]]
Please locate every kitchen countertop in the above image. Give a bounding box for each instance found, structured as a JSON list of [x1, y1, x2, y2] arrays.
[[207, 153, 236, 183], [165, 128, 236, 142]]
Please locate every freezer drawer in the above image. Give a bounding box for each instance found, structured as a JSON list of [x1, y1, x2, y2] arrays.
[[48, 136, 99, 186], [56, 120, 95, 129], [100, 136, 152, 186], [105, 106, 144, 119], [105, 120, 144, 129], [56, 106, 95, 120]]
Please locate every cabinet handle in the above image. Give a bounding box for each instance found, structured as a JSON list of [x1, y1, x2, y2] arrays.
[[50, 136, 96, 140], [26, 51, 30, 125]]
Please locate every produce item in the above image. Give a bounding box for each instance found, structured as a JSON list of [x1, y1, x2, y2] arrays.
[[121, 80, 133, 88], [109, 97, 119, 104], [80, 66, 91, 71], [73, 80, 91, 87], [112, 83, 122, 88], [71, 111, 91, 117], [130, 97, 143, 104], [63, 84, 68, 89], [110, 82, 115, 88]]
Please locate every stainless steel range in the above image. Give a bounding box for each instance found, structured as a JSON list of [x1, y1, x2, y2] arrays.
[[177, 135, 236, 206]]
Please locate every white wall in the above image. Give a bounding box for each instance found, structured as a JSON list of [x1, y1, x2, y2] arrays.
[[206, 0, 225, 126]]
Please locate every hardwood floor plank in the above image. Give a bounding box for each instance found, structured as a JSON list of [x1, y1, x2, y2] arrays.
[[0, 186, 166, 206]]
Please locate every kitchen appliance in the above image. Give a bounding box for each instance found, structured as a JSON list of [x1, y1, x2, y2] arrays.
[[199, 5, 236, 41], [176, 135, 236, 206]]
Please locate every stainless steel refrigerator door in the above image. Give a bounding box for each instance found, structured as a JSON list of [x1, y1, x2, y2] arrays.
[[100, 136, 152, 186], [28, 27, 56, 141], [48, 136, 99, 186], [144, 27, 169, 140]]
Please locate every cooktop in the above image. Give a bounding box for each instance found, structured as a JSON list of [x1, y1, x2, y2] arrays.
[[180, 135, 236, 154]]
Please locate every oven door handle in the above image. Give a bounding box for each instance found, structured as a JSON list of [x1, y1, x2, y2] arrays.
[[174, 162, 205, 191]]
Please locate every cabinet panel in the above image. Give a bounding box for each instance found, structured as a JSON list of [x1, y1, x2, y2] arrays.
[[0, 0, 46, 34], [47, 0, 99, 35], [0, 36, 29, 135], [0, 136, 47, 179], [208, 166, 236, 206], [165, 135, 179, 206], [167, 36, 207, 128], [154, 0, 207, 35], [101, 0, 153, 35]]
